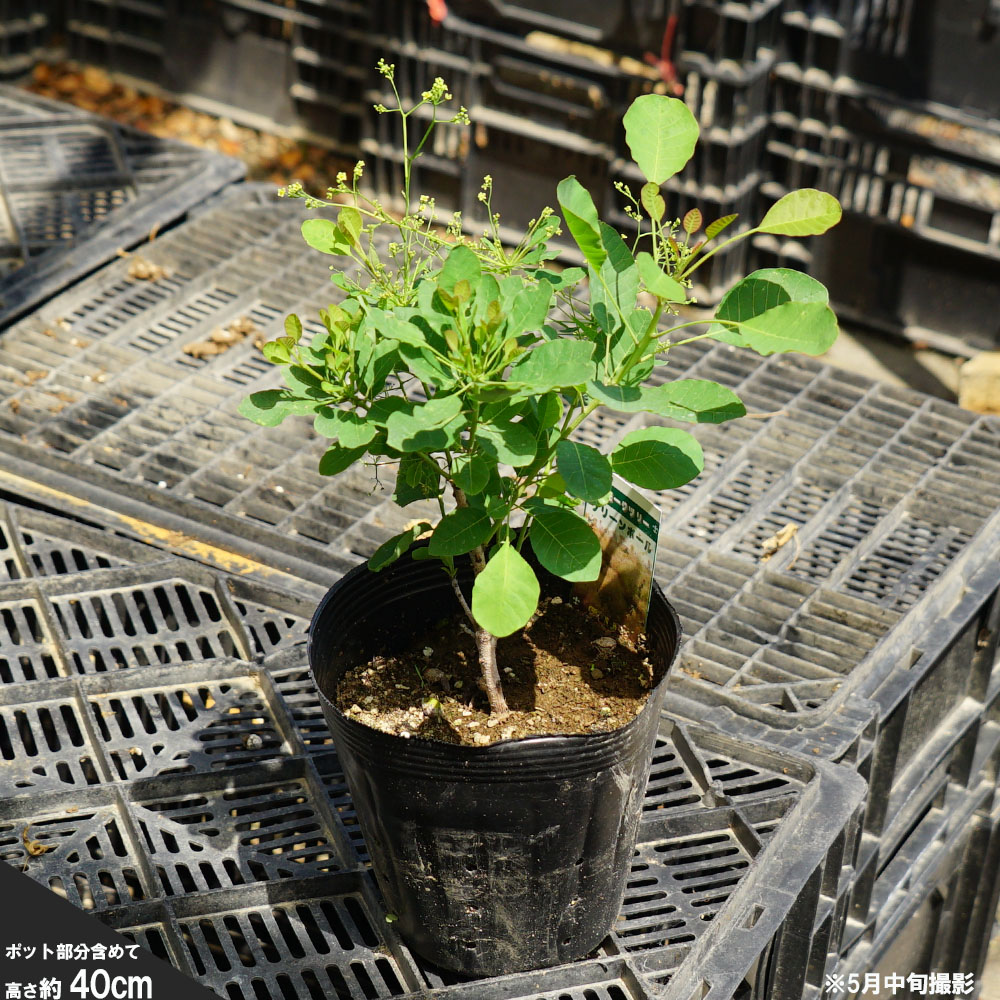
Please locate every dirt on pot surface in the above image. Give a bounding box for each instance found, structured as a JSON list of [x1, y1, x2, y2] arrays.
[[334, 595, 658, 746]]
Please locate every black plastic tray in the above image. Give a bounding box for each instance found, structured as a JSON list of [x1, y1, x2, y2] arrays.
[[0, 85, 244, 328]]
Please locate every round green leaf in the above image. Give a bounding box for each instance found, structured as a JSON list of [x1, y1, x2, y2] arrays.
[[386, 395, 465, 452], [318, 442, 368, 477], [453, 454, 490, 495], [428, 508, 494, 557], [611, 427, 704, 490], [623, 94, 699, 185], [301, 218, 352, 255], [510, 339, 595, 391], [238, 391, 317, 427], [478, 421, 537, 468], [758, 189, 842, 236], [641, 380, 746, 423], [313, 407, 378, 447], [722, 300, 839, 356], [471, 544, 540, 638], [529, 507, 601, 582], [556, 440, 612, 503], [707, 269, 831, 349]]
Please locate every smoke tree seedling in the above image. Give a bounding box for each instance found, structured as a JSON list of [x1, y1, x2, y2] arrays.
[[240, 63, 842, 717]]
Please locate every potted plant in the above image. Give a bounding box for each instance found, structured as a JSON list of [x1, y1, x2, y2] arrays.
[[239, 60, 841, 976]]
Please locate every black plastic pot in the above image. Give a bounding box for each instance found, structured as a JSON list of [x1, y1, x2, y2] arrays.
[[309, 548, 682, 977]]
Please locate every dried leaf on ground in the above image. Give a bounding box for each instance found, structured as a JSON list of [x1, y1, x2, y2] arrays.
[[127, 256, 168, 281], [760, 522, 800, 565]]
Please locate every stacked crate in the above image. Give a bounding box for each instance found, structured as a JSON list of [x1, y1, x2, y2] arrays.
[[758, 0, 1000, 352]]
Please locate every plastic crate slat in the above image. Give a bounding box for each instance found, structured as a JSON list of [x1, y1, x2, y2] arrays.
[[0, 86, 244, 325]]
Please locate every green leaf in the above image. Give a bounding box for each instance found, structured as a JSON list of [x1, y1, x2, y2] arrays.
[[623, 94, 699, 185], [758, 189, 842, 236], [318, 442, 368, 476], [643, 380, 746, 423], [369, 522, 431, 572], [534, 392, 563, 429], [284, 314, 302, 342], [386, 395, 465, 451], [394, 454, 442, 506], [301, 218, 352, 255], [338, 207, 363, 247], [600, 223, 637, 301], [313, 407, 378, 447], [529, 506, 601, 582], [705, 214, 738, 240], [262, 340, 292, 364], [471, 543, 540, 637], [428, 508, 494, 557], [360, 340, 399, 395], [636, 252, 687, 302], [537, 471, 569, 500], [641, 182, 665, 222], [708, 269, 830, 347], [721, 300, 839, 356], [509, 339, 594, 391], [611, 427, 704, 490], [505, 281, 553, 337], [238, 391, 317, 427], [556, 176, 606, 271], [557, 440, 612, 502], [587, 379, 744, 423], [367, 308, 429, 348], [396, 342, 456, 389], [478, 420, 537, 468], [367, 396, 411, 426], [438, 245, 482, 292], [586, 381, 644, 410], [453, 454, 490, 495]]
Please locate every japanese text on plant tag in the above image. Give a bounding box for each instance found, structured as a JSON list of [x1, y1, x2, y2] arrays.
[[575, 476, 661, 639]]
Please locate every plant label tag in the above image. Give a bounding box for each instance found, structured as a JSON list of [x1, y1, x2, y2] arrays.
[[575, 476, 661, 638]]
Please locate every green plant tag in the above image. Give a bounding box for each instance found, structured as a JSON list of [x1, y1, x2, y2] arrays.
[[574, 476, 661, 638]]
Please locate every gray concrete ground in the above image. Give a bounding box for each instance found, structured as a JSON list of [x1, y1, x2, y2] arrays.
[[822, 324, 961, 401]]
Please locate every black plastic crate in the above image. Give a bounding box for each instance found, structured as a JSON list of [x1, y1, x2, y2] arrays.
[[361, 2, 775, 236], [65, 0, 372, 145], [781, 0, 1000, 124], [833, 793, 1000, 999], [0, 0, 55, 79], [0, 85, 244, 328], [429, 0, 785, 67]]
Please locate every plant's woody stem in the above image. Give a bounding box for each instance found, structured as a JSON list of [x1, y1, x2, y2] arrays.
[[454, 488, 509, 716]]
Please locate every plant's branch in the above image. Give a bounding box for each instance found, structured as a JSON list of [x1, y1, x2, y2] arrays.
[[449, 574, 476, 625], [476, 629, 508, 715]]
